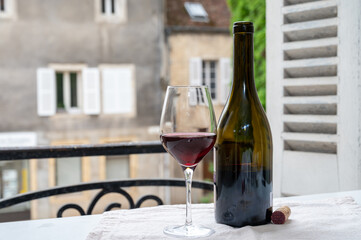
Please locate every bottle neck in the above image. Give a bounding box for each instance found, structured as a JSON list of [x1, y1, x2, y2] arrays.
[[231, 33, 255, 95]]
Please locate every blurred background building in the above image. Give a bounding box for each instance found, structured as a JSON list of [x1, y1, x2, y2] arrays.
[[0, 0, 231, 221], [164, 0, 231, 203]]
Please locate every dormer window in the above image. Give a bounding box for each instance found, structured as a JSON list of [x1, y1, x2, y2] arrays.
[[184, 2, 209, 22]]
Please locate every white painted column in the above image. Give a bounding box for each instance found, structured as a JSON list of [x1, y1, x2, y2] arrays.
[[266, 0, 284, 197], [337, 0, 361, 191]]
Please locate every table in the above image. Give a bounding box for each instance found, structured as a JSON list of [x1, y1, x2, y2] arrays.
[[0, 190, 360, 240]]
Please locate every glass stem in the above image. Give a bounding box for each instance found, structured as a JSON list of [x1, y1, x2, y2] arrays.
[[184, 167, 194, 226]]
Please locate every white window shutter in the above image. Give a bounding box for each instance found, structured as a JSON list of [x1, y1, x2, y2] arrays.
[[189, 58, 202, 86], [82, 68, 100, 115], [37, 68, 56, 116], [219, 58, 231, 104], [267, 0, 340, 196], [102, 67, 134, 114], [188, 58, 202, 106]]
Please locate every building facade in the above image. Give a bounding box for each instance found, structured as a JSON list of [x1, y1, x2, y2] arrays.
[[0, 0, 232, 220], [164, 0, 232, 203], [0, 0, 165, 220]]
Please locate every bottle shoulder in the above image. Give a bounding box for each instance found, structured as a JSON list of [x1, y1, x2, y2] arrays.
[[218, 97, 269, 128], [217, 97, 272, 144]]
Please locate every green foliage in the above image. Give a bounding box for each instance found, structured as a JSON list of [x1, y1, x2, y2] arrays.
[[227, 0, 266, 109], [200, 192, 213, 203]]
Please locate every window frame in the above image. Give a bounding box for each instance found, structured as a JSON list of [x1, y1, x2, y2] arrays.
[[55, 71, 82, 113], [189, 57, 231, 105], [95, 0, 127, 23], [49, 64, 87, 115], [202, 60, 218, 102], [0, 0, 16, 19], [0, 0, 5, 12], [101, 0, 116, 16]]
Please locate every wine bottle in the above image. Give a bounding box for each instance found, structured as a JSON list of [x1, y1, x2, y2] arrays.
[[215, 22, 273, 227]]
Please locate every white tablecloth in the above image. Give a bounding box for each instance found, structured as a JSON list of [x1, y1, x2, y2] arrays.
[[86, 196, 361, 240]]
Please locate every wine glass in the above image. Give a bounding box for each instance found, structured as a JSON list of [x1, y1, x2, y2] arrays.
[[160, 86, 217, 238]]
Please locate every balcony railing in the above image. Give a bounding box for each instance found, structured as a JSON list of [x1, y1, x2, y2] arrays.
[[0, 141, 166, 160], [0, 142, 213, 218]]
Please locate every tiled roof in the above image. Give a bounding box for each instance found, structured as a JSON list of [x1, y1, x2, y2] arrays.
[[166, 0, 230, 29]]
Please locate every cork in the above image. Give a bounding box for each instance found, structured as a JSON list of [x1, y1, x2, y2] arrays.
[[271, 206, 291, 224]]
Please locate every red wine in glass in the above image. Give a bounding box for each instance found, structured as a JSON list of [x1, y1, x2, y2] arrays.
[[161, 132, 216, 169], [160, 86, 216, 238]]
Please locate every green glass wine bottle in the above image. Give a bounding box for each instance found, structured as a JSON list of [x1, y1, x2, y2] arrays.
[[215, 22, 273, 227]]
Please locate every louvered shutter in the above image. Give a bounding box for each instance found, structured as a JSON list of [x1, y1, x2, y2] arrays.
[[37, 68, 56, 116], [267, 0, 340, 196], [188, 58, 202, 105], [219, 58, 231, 104], [189, 58, 202, 86], [82, 68, 100, 115], [102, 67, 135, 114]]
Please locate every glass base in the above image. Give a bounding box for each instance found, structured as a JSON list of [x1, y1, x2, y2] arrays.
[[163, 224, 215, 238]]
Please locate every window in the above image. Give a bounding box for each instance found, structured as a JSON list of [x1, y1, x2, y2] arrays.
[[56, 71, 81, 113], [1, 169, 18, 198], [0, 0, 16, 19], [202, 61, 217, 100], [106, 155, 129, 180], [55, 157, 82, 186], [0, 0, 5, 12], [0, 132, 35, 199], [184, 2, 209, 22], [189, 58, 231, 104], [95, 0, 127, 23], [0, 162, 29, 198], [37, 65, 135, 116], [101, 0, 116, 15], [36, 65, 85, 116]]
